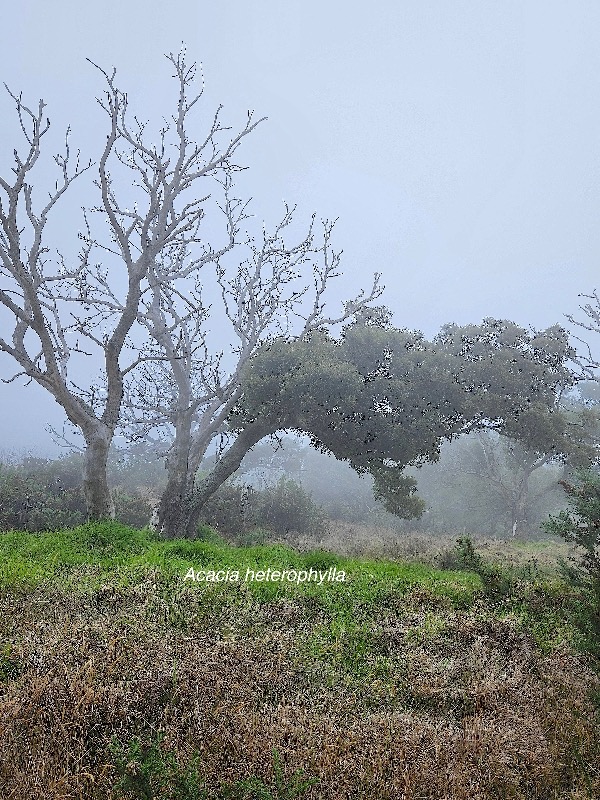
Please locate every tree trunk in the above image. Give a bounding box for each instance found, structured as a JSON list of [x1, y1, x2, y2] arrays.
[[510, 473, 530, 539], [177, 420, 275, 539], [155, 410, 197, 539], [156, 478, 195, 539], [83, 431, 115, 520], [156, 456, 196, 540]]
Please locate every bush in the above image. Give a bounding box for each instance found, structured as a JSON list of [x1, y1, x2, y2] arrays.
[[196, 482, 257, 537], [0, 464, 86, 531], [542, 470, 600, 628], [439, 536, 511, 598], [0, 459, 153, 531], [112, 489, 153, 528], [198, 477, 327, 543], [253, 477, 327, 539], [0, 452, 322, 541]]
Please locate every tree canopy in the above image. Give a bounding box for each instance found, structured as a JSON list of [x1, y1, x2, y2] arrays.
[[228, 314, 579, 519]]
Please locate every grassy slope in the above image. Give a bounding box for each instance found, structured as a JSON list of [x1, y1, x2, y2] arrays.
[[0, 522, 598, 799]]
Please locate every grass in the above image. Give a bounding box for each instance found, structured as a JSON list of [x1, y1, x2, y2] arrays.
[[0, 521, 484, 610], [0, 521, 598, 799]]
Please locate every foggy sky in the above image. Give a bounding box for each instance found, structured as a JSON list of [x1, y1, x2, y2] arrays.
[[1, 1, 599, 455]]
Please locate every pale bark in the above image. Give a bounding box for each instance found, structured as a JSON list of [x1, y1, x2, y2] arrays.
[[0, 51, 263, 522], [155, 410, 195, 538], [181, 420, 277, 539], [510, 475, 530, 539], [155, 419, 275, 539], [83, 430, 115, 519], [128, 208, 382, 539]]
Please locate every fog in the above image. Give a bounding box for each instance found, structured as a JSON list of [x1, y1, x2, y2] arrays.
[[1, 1, 599, 455]]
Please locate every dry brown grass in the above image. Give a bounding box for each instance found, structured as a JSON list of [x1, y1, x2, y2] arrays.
[[0, 578, 598, 799], [293, 520, 572, 572], [278, 520, 460, 560]]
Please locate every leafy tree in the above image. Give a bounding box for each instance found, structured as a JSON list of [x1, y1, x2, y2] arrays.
[[176, 315, 578, 538], [123, 210, 380, 539], [409, 321, 594, 537], [414, 432, 571, 538]]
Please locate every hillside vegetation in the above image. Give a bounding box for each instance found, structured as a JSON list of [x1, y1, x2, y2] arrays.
[[0, 522, 598, 799]]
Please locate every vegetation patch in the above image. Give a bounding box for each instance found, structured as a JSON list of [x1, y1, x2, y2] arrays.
[[0, 522, 598, 798]]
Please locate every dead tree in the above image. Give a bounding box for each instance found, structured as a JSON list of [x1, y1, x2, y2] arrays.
[[122, 201, 382, 538], [567, 290, 600, 379], [0, 49, 263, 519]]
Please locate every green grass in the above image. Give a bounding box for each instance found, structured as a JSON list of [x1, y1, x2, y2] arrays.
[[0, 521, 593, 657], [1, 521, 599, 798], [110, 735, 318, 800], [0, 521, 483, 609]]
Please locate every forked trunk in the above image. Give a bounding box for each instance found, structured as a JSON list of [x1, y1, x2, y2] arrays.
[[155, 413, 196, 539], [179, 420, 275, 539]]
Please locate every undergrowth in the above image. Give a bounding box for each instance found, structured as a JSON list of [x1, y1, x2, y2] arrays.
[[110, 736, 317, 800], [0, 522, 598, 799]]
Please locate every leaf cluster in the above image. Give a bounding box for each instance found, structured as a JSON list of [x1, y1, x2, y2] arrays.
[[543, 471, 600, 601], [233, 316, 578, 518]]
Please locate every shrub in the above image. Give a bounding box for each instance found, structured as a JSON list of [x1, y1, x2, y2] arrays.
[[197, 483, 258, 537], [0, 464, 86, 531], [112, 489, 153, 528], [253, 477, 327, 539], [439, 536, 511, 598], [198, 477, 327, 543], [0, 460, 153, 531], [542, 470, 600, 629]]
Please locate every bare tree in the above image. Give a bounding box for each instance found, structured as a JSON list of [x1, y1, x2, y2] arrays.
[[122, 200, 382, 538], [468, 431, 560, 538], [566, 289, 600, 378], [435, 396, 596, 538], [0, 49, 263, 519]]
